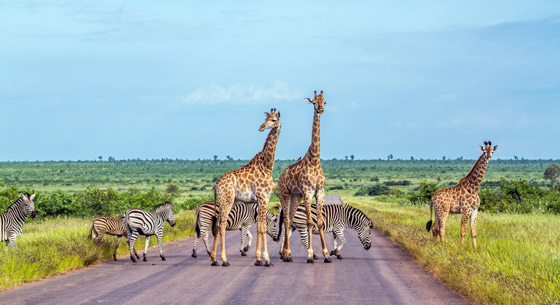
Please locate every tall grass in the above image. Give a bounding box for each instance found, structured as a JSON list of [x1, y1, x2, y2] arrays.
[[349, 197, 560, 305], [0, 210, 196, 291]]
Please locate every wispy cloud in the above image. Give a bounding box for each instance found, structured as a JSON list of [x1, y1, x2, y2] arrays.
[[181, 81, 303, 105]]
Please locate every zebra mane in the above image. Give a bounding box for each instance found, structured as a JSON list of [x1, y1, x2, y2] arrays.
[[5, 194, 27, 212], [154, 201, 174, 213], [343, 204, 373, 228]]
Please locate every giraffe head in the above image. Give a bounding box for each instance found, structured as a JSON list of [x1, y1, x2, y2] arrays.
[[258, 108, 281, 131], [479, 141, 498, 160], [305, 90, 326, 114]]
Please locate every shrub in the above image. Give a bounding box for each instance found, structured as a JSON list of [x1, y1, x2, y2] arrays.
[[407, 181, 440, 205], [354, 183, 391, 196]]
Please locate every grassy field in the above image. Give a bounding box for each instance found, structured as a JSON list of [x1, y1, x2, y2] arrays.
[[0, 210, 196, 291], [348, 197, 560, 305]]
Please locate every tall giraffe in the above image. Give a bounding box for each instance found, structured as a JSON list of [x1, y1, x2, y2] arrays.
[[210, 109, 281, 267], [426, 141, 497, 249], [277, 90, 331, 263]]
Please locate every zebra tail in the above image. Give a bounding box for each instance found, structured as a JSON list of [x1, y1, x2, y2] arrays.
[[426, 200, 433, 232], [195, 208, 201, 239], [88, 224, 94, 239]]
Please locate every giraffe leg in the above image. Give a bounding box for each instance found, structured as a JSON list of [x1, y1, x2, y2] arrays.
[[210, 227, 219, 266], [303, 193, 315, 263], [470, 208, 479, 249], [460, 209, 470, 246], [256, 198, 273, 267], [316, 190, 331, 263]]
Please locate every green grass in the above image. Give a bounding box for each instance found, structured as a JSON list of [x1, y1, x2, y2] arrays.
[[0, 210, 196, 291], [348, 197, 560, 305]]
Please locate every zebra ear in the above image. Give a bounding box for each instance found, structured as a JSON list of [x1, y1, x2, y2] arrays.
[[30, 193, 36, 200]]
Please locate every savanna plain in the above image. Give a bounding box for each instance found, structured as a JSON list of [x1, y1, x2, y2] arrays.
[[1, 159, 559, 305]]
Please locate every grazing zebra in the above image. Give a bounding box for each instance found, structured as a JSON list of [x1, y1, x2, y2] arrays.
[[192, 201, 278, 258], [89, 216, 140, 261], [1, 193, 37, 250], [124, 202, 176, 263], [279, 203, 373, 259]]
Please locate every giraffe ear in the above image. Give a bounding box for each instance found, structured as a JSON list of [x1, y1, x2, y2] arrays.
[[305, 98, 313, 104], [264, 112, 270, 117], [277, 111, 281, 119], [493, 145, 498, 151], [479, 145, 484, 151]]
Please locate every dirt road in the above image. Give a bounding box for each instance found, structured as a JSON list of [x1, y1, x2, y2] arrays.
[[0, 196, 469, 305]]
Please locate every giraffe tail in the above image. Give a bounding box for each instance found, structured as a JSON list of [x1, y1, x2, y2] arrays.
[[426, 199, 433, 232]]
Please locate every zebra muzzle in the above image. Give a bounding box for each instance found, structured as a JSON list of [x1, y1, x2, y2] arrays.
[[30, 211, 37, 219]]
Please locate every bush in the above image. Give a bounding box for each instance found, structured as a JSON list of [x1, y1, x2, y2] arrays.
[[354, 183, 391, 196], [407, 181, 439, 205], [383, 180, 412, 186], [480, 178, 560, 213]]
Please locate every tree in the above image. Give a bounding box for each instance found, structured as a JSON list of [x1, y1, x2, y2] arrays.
[[544, 164, 560, 187], [387, 154, 393, 161], [165, 184, 181, 198], [226, 155, 232, 161], [108, 156, 115, 162], [514, 156, 519, 161], [98, 156, 102, 162], [213, 155, 218, 161], [350, 155, 355, 161], [345, 156, 349, 161], [442, 156, 446, 161], [410, 156, 414, 161]]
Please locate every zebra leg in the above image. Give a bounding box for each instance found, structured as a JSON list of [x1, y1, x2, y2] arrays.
[[245, 229, 253, 253], [333, 229, 346, 259], [143, 236, 150, 262], [157, 234, 165, 261], [240, 227, 248, 256], [114, 236, 122, 261], [303, 194, 315, 263], [128, 231, 138, 263], [330, 232, 338, 256], [202, 231, 211, 256]]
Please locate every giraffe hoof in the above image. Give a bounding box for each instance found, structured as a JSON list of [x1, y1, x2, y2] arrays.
[[307, 259, 314, 264], [211, 261, 219, 266], [283, 257, 293, 262], [324, 257, 332, 263], [255, 260, 263, 266], [222, 261, 230, 267], [264, 261, 273, 267], [336, 255, 343, 260], [241, 252, 247, 256]]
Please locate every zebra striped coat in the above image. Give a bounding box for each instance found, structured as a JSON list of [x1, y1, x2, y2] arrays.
[[89, 216, 139, 261], [124, 202, 176, 263], [1, 193, 36, 250], [280, 203, 373, 259], [192, 201, 278, 258]]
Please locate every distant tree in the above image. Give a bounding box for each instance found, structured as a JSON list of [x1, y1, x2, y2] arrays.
[[410, 156, 414, 161], [442, 156, 446, 161], [226, 155, 232, 161], [387, 154, 393, 161], [350, 155, 355, 161], [457, 156, 463, 160], [544, 164, 560, 187], [213, 155, 218, 161], [98, 156, 102, 162], [165, 184, 181, 198], [345, 156, 349, 161], [108, 156, 115, 162], [514, 156, 519, 160]]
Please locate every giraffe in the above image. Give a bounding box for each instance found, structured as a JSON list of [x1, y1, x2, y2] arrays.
[[210, 109, 281, 267], [426, 141, 497, 249], [277, 90, 331, 263]]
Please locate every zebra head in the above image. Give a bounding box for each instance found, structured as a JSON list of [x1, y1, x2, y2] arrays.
[[155, 202, 176, 227], [347, 205, 372, 250], [21, 193, 37, 219], [265, 212, 278, 241]]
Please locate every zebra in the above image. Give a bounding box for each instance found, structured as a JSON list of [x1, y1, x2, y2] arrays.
[[89, 216, 140, 261], [124, 202, 176, 263], [1, 193, 37, 250], [279, 203, 373, 260], [192, 201, 278, 258]]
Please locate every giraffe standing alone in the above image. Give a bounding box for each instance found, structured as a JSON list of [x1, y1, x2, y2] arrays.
[[210, 109, 281, 267], [426, 141, 497, 249], [277, 90, 331, 263]]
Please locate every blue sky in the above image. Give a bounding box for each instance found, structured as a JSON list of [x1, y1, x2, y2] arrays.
[[1, 1, 559, 161]]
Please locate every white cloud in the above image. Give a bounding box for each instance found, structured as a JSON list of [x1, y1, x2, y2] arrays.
[[182, 81, 303, 105]]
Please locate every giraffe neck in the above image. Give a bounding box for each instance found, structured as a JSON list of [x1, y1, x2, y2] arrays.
[[462, 153, 489, 191], [303, 111, 321, 166], [260, 123, 281, 173]]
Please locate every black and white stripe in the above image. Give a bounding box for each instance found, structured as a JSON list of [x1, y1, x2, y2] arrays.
[[192, 201, 278, 258], [281, 203, 373, 259], [124, 202, 176, 263], [89, 216, 139, 261], [1, 193, 37, 250]]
